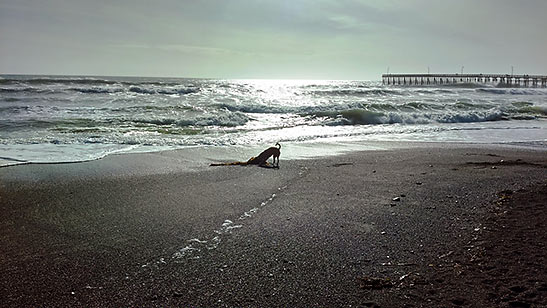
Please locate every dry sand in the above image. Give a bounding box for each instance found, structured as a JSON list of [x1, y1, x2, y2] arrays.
[[0, 144, 546, 307]]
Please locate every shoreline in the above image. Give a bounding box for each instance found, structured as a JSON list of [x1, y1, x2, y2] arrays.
[[1, 143, 546, 307], [1, 135, 546, 169], [1, 139, 546, 173]]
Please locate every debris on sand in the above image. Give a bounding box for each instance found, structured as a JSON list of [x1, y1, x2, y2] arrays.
[[496, 189, 513, 205], [330, 162, 354, 167], [357, 276, 394, 290]]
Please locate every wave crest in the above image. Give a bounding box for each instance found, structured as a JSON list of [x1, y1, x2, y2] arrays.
[[476, 88, 547, 95], [309, 108, 509, 125], [131, 111, 249, 127], [0, 85, 200, 95], [307, 88, 402, 96], [0, 76, 184, 86]]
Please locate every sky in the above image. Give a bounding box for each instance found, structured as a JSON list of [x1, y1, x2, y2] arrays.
[[1, 0, 546, 80]]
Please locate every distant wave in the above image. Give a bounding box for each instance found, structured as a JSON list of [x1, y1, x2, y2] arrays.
[[440, 82, 486, 88], [476, 88, 547, 95], [128, 86, 199, 95], [0, 105, 32, 113], [69, 87, 122, 94], [212, 103, 286, 114], [0, 76, 184, 86], [212, 101, 406, 114], [307, 88, 403, 96], [104, 105, 195, 113], [0, 85, 199, 95], [415, 89, 458, 95], [0, 77, 121, 86], [1, 97, 21, 102], [0, 87, 54, 93]]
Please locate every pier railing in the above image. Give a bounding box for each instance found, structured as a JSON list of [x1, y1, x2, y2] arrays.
[[382, 74, 547, 87]]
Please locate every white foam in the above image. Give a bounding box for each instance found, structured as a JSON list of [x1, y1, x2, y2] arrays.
[[221, 220, 233, 227], [172, 246, 200, 259], [225, 224, 243, 231], [239, 207, 259, 220], [207, 236, 221, 250], [188, 238, 207, 244], [164, 191, 284, 263], [0, 143, 138, 167]]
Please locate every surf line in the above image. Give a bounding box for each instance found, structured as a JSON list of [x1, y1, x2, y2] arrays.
[[141, 186, 287, 268]]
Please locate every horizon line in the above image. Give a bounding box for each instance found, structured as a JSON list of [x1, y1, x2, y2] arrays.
[[0, 73, 379, 82]]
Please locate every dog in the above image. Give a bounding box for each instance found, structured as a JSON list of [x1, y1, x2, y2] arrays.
[[210, 143, 281, 168]]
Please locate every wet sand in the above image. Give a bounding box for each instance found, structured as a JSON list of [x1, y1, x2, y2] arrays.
[[1, 144, 546, 307]]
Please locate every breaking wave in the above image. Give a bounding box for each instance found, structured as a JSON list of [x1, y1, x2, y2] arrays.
[[130, 111, 250, 127], [70, 87, 121, 94], [307, 104, 545, 126], [309, 109, 505, 125], [307, 88, 403, 96]]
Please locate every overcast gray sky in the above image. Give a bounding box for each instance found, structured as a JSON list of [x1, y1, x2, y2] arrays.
[[1, 0, 546, 80]]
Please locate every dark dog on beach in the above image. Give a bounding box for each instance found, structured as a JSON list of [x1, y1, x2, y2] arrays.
[[210, 143, 281, 168]]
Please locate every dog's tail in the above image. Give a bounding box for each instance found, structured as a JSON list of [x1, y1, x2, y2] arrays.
[[275, 142, 281, 150], [210, 161, 248, 166]]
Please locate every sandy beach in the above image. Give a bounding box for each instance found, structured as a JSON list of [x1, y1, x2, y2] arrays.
[[1, 143, 546, 307]]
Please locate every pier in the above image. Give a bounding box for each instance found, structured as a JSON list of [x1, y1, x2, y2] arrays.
[[382, 74, 547, 87]]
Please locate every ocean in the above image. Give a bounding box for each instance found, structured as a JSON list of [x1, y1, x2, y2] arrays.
[[1, 75, 546, 167]]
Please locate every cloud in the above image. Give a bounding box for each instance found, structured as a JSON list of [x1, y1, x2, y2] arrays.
[[115, 43, 237, 55]]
